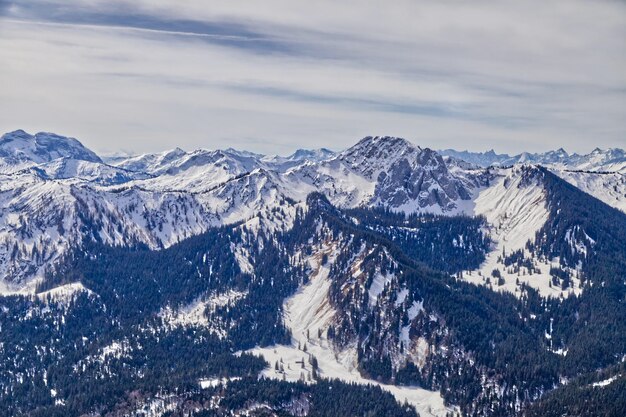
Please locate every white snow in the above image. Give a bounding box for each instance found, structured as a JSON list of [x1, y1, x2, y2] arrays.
[[231, 244, 254, 274], [98, 340, 132, 362], [592, 375, 619, 388], [395, 288, 409, 306], [556, 170, 626, 213], [2, 132, 624, 294], [0, 280, 94, 302], [399, 300, 425, 346], [199, 376, 241, 389], [461, 167, 581, 298], [550, 348, 568, 357], [407, 300, 424, 320], [248, 242, 452, 417], [36, 283, 95, 302], [368, 271, 394, 307], [159, 290, 246, 335], [441, 147, 626, 173]]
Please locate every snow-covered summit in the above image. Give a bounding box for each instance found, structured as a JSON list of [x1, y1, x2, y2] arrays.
[[29, 158, 152, 185], [338, 136, 421, 179], [284, 136, 475, 213], [575, 147, 626, 172], [440, 147, 626, 172], [110, 147, 187, 174], [0, 129, 623, 290], [288, 148, 335, 161], [259, 148, 335, 172], [0, 130, 101, 166]]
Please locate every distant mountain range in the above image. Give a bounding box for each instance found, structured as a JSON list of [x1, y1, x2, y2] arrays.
[[439, 147, 626, 172], [1, 129, 624, 287], [1, 129, 625, 417]]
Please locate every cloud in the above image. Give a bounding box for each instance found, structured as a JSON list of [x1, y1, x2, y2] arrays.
[[0, 0, 624, 155]]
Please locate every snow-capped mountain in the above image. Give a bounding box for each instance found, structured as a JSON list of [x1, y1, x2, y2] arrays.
[[107, 147, 187, 174], [440, 147, 626, 172], [262, 147, 335, 171], [0, 129, 624, 292], [2, 129, 626, 417], [29, 158, 152, 185], [0, 169, 220, 290], [556, 170, 626, 213], [572, 147, 626, 172], [0, 133, 466, 286], [109, 147, 334, 176], [0, 130, 101, 168], [285, 136, 478, 213], [439, 149, 515, 168]]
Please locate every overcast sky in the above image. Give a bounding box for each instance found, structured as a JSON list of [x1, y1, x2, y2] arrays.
[[1, 0, 624, 156]]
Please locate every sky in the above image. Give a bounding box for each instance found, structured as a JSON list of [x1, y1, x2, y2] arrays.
[[0, 0, 625, 156]]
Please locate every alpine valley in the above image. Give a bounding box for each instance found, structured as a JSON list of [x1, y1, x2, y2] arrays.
[[1, 130, 625, 417]]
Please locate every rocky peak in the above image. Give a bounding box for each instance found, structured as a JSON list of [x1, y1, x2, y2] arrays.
[[0, 130, 101, 165]]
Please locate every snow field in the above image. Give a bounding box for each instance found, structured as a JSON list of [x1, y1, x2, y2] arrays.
[[462, 168, 581, 298], [249, 242, 453, 417]]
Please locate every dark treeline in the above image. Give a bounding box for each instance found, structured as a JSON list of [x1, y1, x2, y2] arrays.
[[346, 206, 490, 273]]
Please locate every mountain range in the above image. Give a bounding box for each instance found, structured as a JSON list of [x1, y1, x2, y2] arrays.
[[440, 147, 626, 172], [0, 129, 625, 417]]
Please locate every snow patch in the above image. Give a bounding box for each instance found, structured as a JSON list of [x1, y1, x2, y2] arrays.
[[556, 170, 626, 213], [395, 288, 409, 306], [199, 376, 241, 389], [368, 271, 394, 307], [159, 290, 246, 336], [36, 283, 94, 302], [592, 375, 619, 388], [462, 167, 581, 298], [99, 340, 132, 362], [399, 300, 424, 347], [248, 242, 451, 417]]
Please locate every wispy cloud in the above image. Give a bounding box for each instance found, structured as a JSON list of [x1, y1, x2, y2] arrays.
[[0, 0, 624, 155]]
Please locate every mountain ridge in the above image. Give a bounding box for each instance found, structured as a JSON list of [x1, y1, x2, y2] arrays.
[[440, 146, 626, 172], [1, 129, 625, 417], [6, 129, 623, 174], [0, 130, 624, 288]]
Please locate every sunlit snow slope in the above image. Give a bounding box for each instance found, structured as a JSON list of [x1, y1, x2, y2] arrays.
[[461, 167, 581, 298], [249, 242, 453, 417]]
